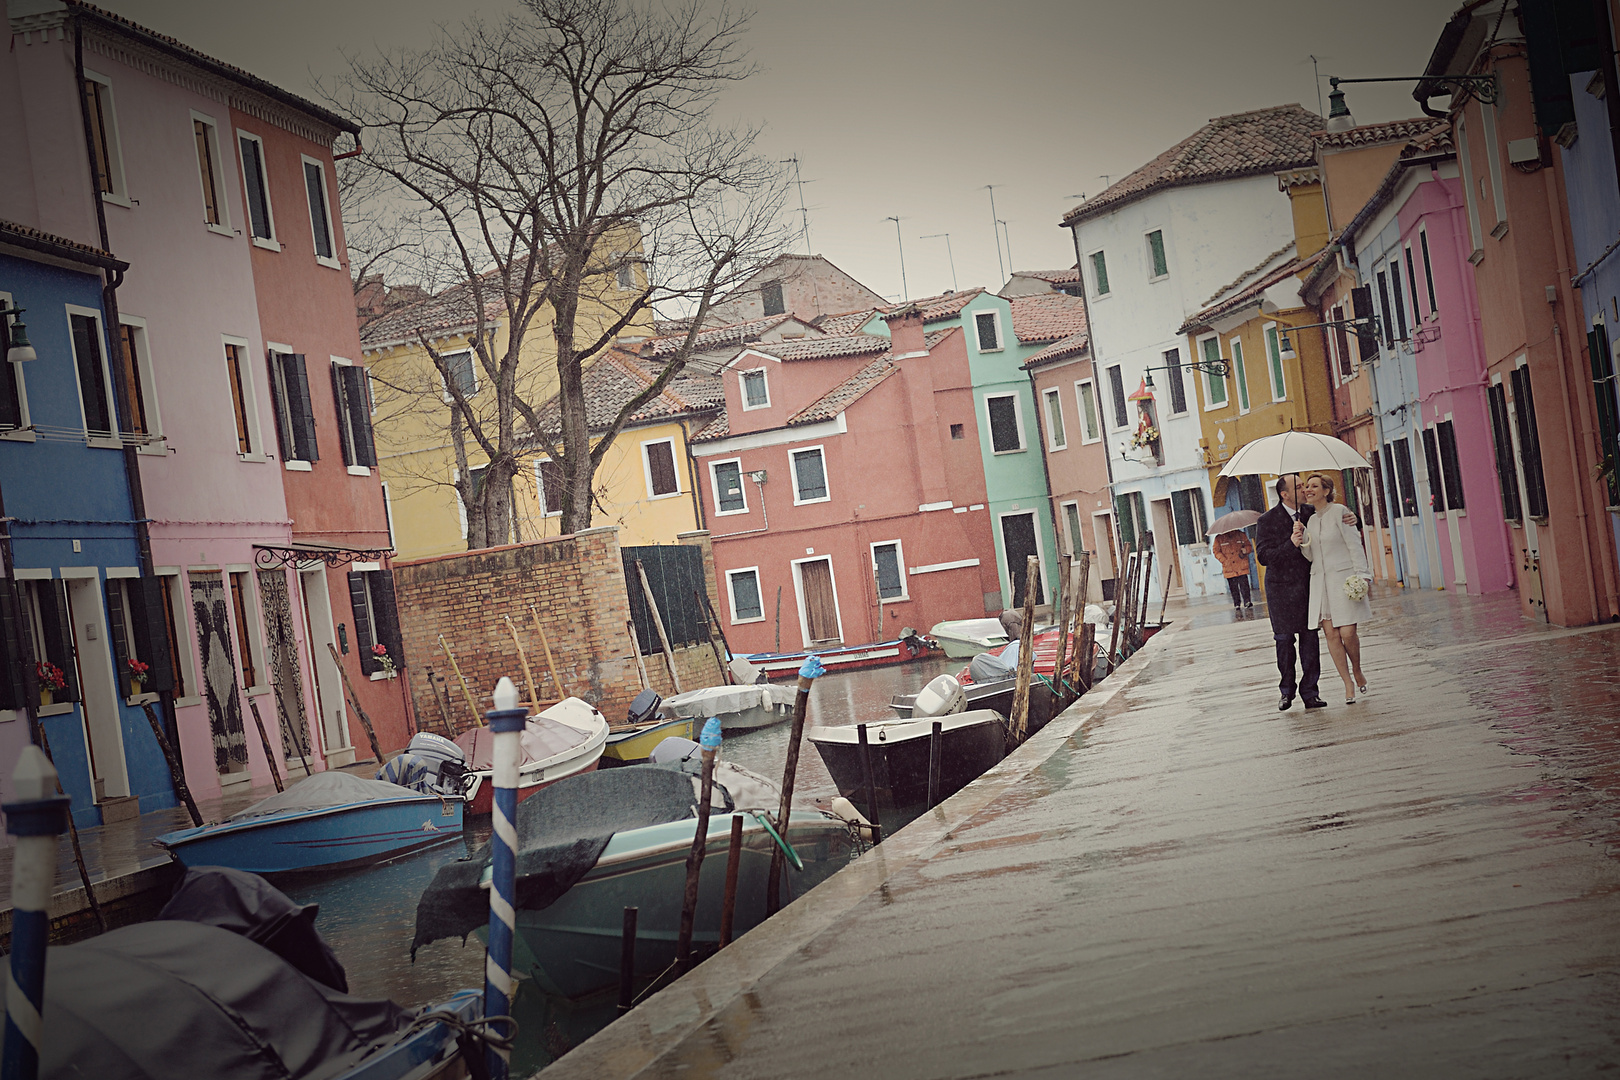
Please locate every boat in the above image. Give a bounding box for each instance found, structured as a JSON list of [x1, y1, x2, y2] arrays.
[[601, 714, 695, 764], [661, 682, 796, 732], [454, 696, 609, 814], [809, 708, 1009, 820], [928, 617, 1009, 659], [412, 761, 860, 1000], [889, 673, 1059, 729], [744, 631, 932, 679], [155, 771, 465, 875]]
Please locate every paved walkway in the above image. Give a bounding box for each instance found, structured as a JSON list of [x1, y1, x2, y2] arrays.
[[545, 587, 1620, 1078]]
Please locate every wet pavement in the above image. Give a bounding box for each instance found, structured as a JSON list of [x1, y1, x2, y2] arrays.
[[543, 587, 1620, 1077]]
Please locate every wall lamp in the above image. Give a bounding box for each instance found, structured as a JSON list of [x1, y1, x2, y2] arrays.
[[1, 300, 37, 363], [1276, 313, 1382, 354], [1144, 356, 1226, 389], [747, 470, 767, 484]]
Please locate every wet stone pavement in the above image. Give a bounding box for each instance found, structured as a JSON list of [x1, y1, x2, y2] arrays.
[[544, 586, 1620, 1078]]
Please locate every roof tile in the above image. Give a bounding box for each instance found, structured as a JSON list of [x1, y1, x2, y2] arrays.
[[1008, 293, 1089, 344]]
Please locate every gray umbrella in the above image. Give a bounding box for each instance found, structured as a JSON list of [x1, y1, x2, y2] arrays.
[[1207, 509, 1263, 536]]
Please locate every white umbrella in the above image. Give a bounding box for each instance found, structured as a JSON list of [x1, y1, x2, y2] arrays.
[[1218, 430, 1371, 478]]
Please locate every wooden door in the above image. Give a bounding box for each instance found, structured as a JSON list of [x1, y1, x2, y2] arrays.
[[190, 571, 248, 774], [799, 560, 841, 645]]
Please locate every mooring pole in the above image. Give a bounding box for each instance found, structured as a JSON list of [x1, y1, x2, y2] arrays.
[[856, 723, 883, 844], [719, 816, 743, 948], [767, 655, 824, 915], [617, 906, 638, 1013], [482, 677, 526, 1080], [1106, 544, 1133, 675], [246, 696, 284, 793], [141, 703, 201, 826], [676, 717, 722, 973], [3, 746, 71, 1080]]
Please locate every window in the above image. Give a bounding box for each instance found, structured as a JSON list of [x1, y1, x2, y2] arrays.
[[1042, 387, 1067, 450], [1487, 381, 1523, 520], [1238, 475, 1266, 511], [1370, 448, 1391, 528], [1590, 323, 1620, 508], [1063, 502, 1084, 555], [303, 157, 337, 266], [1457, 120, 1484, 253], [950, 423, 965, 440], [761, 281, 785, 316], [535, 459, 564, 516], [1419, 228, 1439, 311], [1201, 337, 1227, 408], [1479, 100, 1508, 230], [102, 577, 174, 699], [1391, 437, 1419, 517], [1436, 419, 1466, 510], [1331, 305, 1353, 380], [1263, 325, 1287, 402], [1, 293, 29, 431], [158, 573, 190, 700], [331, 360, 377, 469], [225, 343, 253, 454], [1375, 270, 1394, 349], [267, 349, 317, 464], [68, 309, 115, 438], [1422, 426, 1445, 511], [1389, 259, 1408, 341], [192, 115, 227, 229], [229, 571, 260, 690], [117, 321, 152, 439], [1107, 364, 1127, 428], [740, 368, 769, 409], [440, 349, 478, 400], [986, 393, 1023, 453], [872, 542, 906, 601], [974, 310, 1002, 352], [790, 446, 829, 503], [1163, 348, 1187, 414], [1170, 487, 1208, 546], [238, 132, 276, 244], [711, 459, 747, 514], [1146, 230, 1168, 278], [1230, 337, 1250, 412], [13, 580, 80, 705], [1113, 490, 1147, 550], [1404, 246, 1422, 321], [1509, 365, 1549, 518], [348, 568, 403, 675], [1075, 379, 1101, 443], [81, 74, 126, 201], [726, 568, 764, 623], [1089, 250, 1110, 296], [616, 256, 637, 291], [643, 438, 679, 498]]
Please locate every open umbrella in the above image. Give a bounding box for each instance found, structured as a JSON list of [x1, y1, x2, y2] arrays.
[[1218, 430, 1371, 477], [1206, 509, 1263, 536]]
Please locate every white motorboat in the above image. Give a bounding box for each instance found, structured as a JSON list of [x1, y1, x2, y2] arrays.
[[928, 618, 1009, 659], [661, 682, 796, 731]]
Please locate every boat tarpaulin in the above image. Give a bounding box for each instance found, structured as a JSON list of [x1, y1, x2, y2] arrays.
[[660, 683, 792, 718], [230, 771, 425, 821]]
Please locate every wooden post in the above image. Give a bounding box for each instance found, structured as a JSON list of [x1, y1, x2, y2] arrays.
[[626, 620, 650, 692], [438, 634, 480, 727], [675, 730, 717, 973], [528, 605, 565, 698], [328, 642, 385, 764], [269, 681, 314, 778], [246, 696, 285, 793], [618, 906, 638, 1013], [766, 661, 817, 915], [927, 720, 943, 809], [719, 815, 743, 948], [635, 560, 682, 695], [699, 591, 739, 678], [1070, 553, 1093, 699], [1106, 543, 1133, 675], [504, 615, 539, 708], [696, 589, 731, 685], [35, 725, 104, 934], [1051, 553, 1073, 701], [856, 723, 882, 844], [1136, 550, 1155, 649], [141, 703, 201, 826], [1008, 555, 1039, 747], [1078, 623, 1097, 691], [425, 668, 457, 738]]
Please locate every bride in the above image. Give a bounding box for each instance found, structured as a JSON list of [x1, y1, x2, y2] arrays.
[[1291, 473, 1372, 704]]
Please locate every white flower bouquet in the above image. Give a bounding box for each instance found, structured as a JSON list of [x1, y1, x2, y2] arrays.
[[1343, 575, 1370, 602]]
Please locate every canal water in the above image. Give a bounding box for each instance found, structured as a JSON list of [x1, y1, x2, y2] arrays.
[[281, 654, 961, 1075]]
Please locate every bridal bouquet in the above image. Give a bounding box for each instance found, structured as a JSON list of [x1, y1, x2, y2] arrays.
[[1343, 576, 1370, 603]]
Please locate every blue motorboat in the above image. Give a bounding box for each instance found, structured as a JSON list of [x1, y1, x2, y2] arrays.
[[156, 772, 465, 875]]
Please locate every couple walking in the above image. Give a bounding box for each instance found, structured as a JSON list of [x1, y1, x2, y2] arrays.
[[1255, 474, 1373, 710]]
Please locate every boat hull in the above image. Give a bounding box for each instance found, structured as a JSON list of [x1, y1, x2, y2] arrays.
[[890, 678, 1060, 733], [464, 757, 598, 815], [157, 797, 465, 875], [334, 989, 481, 1080], [745, 636, 927, 679], [511, 812, 854, 999], [601, 716, 695, 764], [810, 716, 1008, 819]]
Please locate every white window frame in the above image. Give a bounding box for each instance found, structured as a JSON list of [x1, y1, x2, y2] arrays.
[[330, 356, 371, 476], [190, 110, 233, 236], [231, 334, 268, 462], [64, 304, 120, 448], [235, 128, 279, 250], [972, 308, 1005, 353], [1041, 386, 1068, 451], [1199, 334, 1228, 412], [641, 436, 682, 500], [791, 555, 844, 647], [708, 457, 749, 516], [739, 367, 771, 411], [1145, 228, 1170, 281], [1230, 335, 1251, 413], [725, 566, 766, 624], [1074, 378, 1102, 444], [1060, 501, 1084, 556], [1456, 118, 1484, 257], [225, 563, 270, 694], [533, 459, 564, 518], [984, 392, 1026, 454], [789, 444, 831, 505], [0, 290, 33, 439], [1262, 322, 1288, 403], [300, 153, 340, 269], [439, 348, 479, 402], [1088, 248, 1111, 298], [156, 567, 202, 708], [1479, 100, 1508, 233], [82, 70, 130, 207], [870, 539, 909, 602], [116, 314, 164, 454]]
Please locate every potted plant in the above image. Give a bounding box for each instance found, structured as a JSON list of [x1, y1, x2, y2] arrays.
[[371, 642, 397, 677], [37, 661, 66, 707], [127, 658, 150, 696]]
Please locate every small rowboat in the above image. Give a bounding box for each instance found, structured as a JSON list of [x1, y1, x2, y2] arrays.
[[455, 696, 609, 814], [745, 633, 931, 680], [809, 709, 1009, 820], [928, 618, 1009, 659]]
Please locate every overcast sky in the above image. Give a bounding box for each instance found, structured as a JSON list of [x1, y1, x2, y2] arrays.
[[100, 0, 1461, 305]]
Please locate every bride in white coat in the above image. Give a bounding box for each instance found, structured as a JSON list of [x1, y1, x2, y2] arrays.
[[1292, 473, 1372, 704]]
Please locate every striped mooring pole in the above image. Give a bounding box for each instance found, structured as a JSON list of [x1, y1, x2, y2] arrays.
[[3, 746, 71, 1080], [483, 676, 527, 1080]]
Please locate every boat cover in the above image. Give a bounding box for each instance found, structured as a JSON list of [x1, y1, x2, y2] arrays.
[[158, 866, 350, 992], [454, 715, 591, 770], [661, 683, 792, 718], [38, 921, 408, 1080], [230, 771, 426, 822], [412, 761, 773, 956]]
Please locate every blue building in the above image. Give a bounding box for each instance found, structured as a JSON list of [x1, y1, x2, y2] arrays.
[[1, 222, 176, 827]]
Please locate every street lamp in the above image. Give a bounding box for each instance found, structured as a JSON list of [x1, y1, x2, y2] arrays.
[[1276, 311, 1382, 355], [1, 300, 37, 363], [1144, 355, 1227, 390]]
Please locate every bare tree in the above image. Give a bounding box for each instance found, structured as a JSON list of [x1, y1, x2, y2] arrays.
[[338, 0, 788, 545]]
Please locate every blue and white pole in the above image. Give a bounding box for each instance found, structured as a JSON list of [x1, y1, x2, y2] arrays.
[[483, 676, 526, 1080], [3, 746, 70, 1080]]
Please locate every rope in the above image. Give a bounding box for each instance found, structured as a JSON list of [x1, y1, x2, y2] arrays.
[[403, 1008, 517, 1053]]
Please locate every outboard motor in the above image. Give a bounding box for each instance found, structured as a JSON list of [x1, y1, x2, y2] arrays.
[[628, 688, 663, 726], [377, 731, 470, 796], [911, 674, 967, 719]]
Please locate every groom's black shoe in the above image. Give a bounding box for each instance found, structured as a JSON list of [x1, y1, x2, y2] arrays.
[[1278, 695, 1294, 711], [1302, 696, 1328, 709]]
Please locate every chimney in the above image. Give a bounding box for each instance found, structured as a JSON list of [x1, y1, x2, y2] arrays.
[[1325, 81, 1355, 132], [885, 303, 927, 357]]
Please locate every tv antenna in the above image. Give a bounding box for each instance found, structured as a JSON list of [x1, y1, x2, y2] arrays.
[[984, 185, 1005, 283], [782, 155, 815, 254], [885, 216, 908, 301], [998, 220, 1014, 276], [921, 233, 957, 292]]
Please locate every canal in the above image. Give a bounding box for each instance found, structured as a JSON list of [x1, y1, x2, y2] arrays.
[[280, 654, 962, 1074]]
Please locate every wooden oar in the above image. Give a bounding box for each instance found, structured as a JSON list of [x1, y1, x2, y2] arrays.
[[438, 634, 481, 728], [328, 642, 384, 765], [505, 614, 539, 707], [528, 604, 566, 698]]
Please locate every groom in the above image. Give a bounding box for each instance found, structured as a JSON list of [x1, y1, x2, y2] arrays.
[[1255, 476, 1324, 711]]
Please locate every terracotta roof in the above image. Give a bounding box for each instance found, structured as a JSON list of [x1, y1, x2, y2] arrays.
[[813, 309, 881, 336], [1181, 248, 1327, 334], [787, 330, 950, 426], [742, 333, 889, 362], [1021, 331, 1092, 368], [530, 349, 719, 438], [1008, 294, 1089, 344], [358, 275, 504, 348], [0, 219, 127, 271], [690, 411, 730, 442], [1311, 118, 1445, 150], [645, 314, 799, 358], [1061, 105, 1322, 226], [1010, 268, 1081, 285], [907, 288, 984, 323]]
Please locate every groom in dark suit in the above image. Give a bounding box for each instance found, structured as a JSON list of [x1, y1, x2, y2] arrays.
[[1256, 475, 1324, 710]]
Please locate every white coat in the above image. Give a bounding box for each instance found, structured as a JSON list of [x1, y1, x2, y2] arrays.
[[1300, 503, 1373, 628]]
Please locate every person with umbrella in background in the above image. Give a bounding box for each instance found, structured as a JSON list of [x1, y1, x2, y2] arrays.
[[1214, 528, 1255, 614]]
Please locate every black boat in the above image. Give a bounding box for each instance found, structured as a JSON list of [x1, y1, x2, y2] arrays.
[[889, 675, 1060, 733], [808, 709, 1008, 820]]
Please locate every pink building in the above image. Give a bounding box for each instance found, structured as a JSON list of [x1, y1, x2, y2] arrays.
[[690, 309, 999, 653], [1023, 330, 1113, 597]]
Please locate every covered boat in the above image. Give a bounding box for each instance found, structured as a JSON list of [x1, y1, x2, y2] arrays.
[[155, 771, 464, 875], [413, 761, 858, 1000], [809, 707, 1009, 820], [454, 696, 609, 814], [661, 682, 795, 732], [928, 618, 1010, 659]]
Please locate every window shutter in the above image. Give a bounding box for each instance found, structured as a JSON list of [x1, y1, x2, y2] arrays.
[[0, 583, 27, 710], [291, 354, 319, 462], [1351, 286, 1378, 363], [987, 396, 1020, 452], [37, 580, 80, 702], [266, 352, 293, 460], [130, 577, 174, 695], [103, 580, 132, 695], [1170, 489, 1195, 546], [1114, 494, 1136, 548], [1421, 427, 1444, 511], [0, 313, 20, 429], [1510, 368, 1549, 517], [331, 364, 354, 466], [976, 312, 999, 351], [372, 569, 404, 671], [1487, 383, 1523, 520], [1436, 421, 1467, 511], [347, 571, 376, 674], [344, 366, 377, 467], [1109, 366, 1128, 428], [647, 442, 677, 495]]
